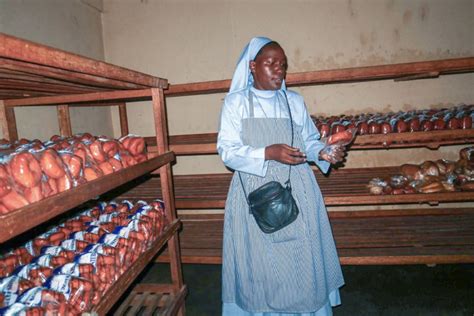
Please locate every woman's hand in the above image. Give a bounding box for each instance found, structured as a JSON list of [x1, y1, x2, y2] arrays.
[[319, 144, 346, 164], [265, 144, 307, 165]]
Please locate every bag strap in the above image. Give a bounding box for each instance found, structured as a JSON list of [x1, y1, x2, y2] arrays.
[[283, 90, 294, 186], [238, 90, 294, 208], [238, 172, 251, 207]]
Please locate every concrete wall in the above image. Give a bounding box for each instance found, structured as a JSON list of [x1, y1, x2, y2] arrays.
[[0, 0, 113, 140], [102, 0, 474, 177]]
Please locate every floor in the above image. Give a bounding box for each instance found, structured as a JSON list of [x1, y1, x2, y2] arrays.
[[140, 263, 474, 316]]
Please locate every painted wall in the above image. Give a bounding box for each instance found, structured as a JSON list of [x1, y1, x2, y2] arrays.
[[102, 0, 474, 178], [0, 0, 113, 140]]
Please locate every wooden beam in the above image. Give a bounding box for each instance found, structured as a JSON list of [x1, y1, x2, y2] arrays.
[[0, 89, 53, 99], [151, 88, 184, 293], [157, 252, 474, 266], [133, 284, 176, 293], [0, 78, 106, 94], [0, 100, 18, 141], [166, 79, 229, 96], [0, 33, 168, 88], [57, 105, 72, 137], [4, 88, 153, 107], [165, 57, 474, 96], [0, 68, 114, 90], [0, 58, 149, 90], [118, 103, 129, 136]]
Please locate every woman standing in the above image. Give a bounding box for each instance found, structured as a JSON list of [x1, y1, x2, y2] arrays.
[[217, 37, 345, 315]]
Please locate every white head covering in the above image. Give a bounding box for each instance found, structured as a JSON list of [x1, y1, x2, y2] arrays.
[[229, 36, 286, 93]]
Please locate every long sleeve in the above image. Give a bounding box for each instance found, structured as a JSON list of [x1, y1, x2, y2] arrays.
[[217, 93, 269, 177], [299, 100, 330, 174]]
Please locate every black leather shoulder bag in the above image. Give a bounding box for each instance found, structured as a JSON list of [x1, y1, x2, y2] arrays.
[[238, 91, 299, 234]]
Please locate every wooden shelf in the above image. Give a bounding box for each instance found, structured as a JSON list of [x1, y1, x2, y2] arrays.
[[0, 151, 175, 243], [113, 284, 187, 316], [93, 219, 181, 315], [350, 129, 474, 150], [150, 56, 474, 268], [144, 129, 474, 156], [159, 247, 474, 266], [117, 167, 474, 209], [156, 208, 474, 265], [0, 34, 184, 314]]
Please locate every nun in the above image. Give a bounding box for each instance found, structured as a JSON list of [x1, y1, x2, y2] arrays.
[[217, 36, 345, 315]]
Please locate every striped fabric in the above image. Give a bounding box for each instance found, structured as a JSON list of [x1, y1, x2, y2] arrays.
[[223, 289, 340, 315], [221, 95, 344, 314]]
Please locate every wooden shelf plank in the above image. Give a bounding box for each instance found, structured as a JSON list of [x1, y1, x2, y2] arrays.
[[323, 191, 474, 206], [114, 284, 187, 316], [0, 58, 148, 92], [93, 219, 181, 315], [116, 168, 474, 209], [158, 248, 474, 266], [338, 248, 474, 265], [145, 129, 474, 155], [4, 88, 153, 107], [0, 151, 175, 243], [350, 129, 474, 149]]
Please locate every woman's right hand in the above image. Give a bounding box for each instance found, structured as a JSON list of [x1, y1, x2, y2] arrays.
[[319, 144, 346, 164], [265, 144, 307, 165]]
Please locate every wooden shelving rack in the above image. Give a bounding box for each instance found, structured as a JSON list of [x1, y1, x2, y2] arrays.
[[122, 56, 474, 266], [0, 33, 185, 315]]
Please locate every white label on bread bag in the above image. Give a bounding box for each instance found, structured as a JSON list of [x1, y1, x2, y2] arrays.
[[57, 263, 80, 276], [18, 287, 43, 306], [0, 302, 27, 315], [108, 201, 118, 207], [120, 200, 133, 210], [84, 244, 105, 254], [70, 231, 85, 241], [34, 254, 52, 267], [98, 213, 115, 223], [100, 233, 120, 247], [130, 206, 151, 220], [41, 246, 63, 256], [86, 225, 100, 234], [23, 241, 36, 257], [114, 226, 130, 239], [61, 239, 77, 251], [128, 220, 140, 232], [15, 264, 37, 280], [47, 275, 71, 299], [0, 275, 20, 293], [75, 252, 98, 268], [3, 291, 18, 306], [36, 231, 51, 240], [45, 226, 59, 235], [86, 220, 101, 227]]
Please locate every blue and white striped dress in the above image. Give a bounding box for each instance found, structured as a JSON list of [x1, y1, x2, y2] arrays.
[[218, 87, 344, 315]]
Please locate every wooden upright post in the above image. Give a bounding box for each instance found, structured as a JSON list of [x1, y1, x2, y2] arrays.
[[118, 103, 129, 136], [0, 101, 18, 141], [151, 88, 185, 315], [57, 104, 73, 137]]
